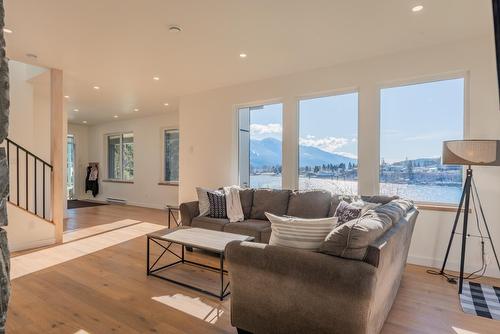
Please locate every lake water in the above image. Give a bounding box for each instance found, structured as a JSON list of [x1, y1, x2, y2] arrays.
[[250, 175, 462, 204]]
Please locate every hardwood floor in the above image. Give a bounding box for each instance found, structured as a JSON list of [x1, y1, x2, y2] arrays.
[[64, 204, 167, 231], [7, 205, 500, 333]]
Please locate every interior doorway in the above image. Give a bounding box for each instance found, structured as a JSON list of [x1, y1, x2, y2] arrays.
[[67, 134, 75, 200]]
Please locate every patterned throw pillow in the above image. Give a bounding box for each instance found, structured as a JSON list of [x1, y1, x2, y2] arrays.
[[334, 200, 380, 225], [207, 190, 227, 219], [334, 201, 363, 225]]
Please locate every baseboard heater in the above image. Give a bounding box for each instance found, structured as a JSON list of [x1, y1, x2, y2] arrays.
[[106, 197, 127, 205]]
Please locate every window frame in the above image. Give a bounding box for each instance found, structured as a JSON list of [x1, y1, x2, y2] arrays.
[[377, 71, 469, 206], [297, 88, 360, 194], [161, 127, 180, 185], [235, 99, 284, 189], [105, 131, 134, 182]]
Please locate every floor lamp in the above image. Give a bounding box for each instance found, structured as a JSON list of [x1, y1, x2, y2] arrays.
[[440, 140, 500, 294]]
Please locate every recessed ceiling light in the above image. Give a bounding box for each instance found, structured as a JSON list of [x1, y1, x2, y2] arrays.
[[113, 115, 119, 118], [412, 5, 423, 12], [64, 95, 70, 99], [82, 120, 87, 124], [168, 25, 182, 33], [239, 53, 247, 58], [164, 103, 169, 106], [93, 86, 101, 90], [73, 109, 79, 112], [153, 76, 160, 81], [133, 108, 139, 112], [3, 28, 12, 34]]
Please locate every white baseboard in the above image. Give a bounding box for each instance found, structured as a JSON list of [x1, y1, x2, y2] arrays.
[[407, 254, 500, 279], [114, 200, 167, 210], [9, 237, 56, 253]]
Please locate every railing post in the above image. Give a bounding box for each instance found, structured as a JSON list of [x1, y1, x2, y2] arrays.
[[34, 157, 37, 215], [25, 152, 28, 211], [42, 164, 45, 220], [16, 146, 19, 206]]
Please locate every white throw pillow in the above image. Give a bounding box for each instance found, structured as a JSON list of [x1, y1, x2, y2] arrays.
[[265, 212, 338, 251], [196, 187, 212, 216]]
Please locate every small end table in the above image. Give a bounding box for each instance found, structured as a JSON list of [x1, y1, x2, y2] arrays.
[[165, 205, 180, 229]]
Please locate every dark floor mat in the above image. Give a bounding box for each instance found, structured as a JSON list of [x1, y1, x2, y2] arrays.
[[67, 200, 108, 209]]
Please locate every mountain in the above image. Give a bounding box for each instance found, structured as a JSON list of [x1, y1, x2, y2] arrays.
[[250, 138, 356, 168]]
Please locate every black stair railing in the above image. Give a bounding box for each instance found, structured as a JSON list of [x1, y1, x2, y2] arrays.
[[4, 138, 53, 221]]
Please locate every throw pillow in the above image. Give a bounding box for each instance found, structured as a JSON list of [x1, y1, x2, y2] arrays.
[[334, 200, 380, 225], [196, 187, 211, 216], [207, 190, 227, 219], [320, 211, 393, 260], [265, 212, 338, 251], [334, 201, 363, 225]]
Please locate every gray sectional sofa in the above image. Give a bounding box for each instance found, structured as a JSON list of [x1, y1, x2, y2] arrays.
[[179, 189, 419, 334], [180, 189, 344, 243]]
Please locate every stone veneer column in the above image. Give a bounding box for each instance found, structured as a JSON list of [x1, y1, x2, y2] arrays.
[[0, 0, 10, 332]]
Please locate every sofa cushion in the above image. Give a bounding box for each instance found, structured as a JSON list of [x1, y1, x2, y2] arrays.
[[286, 190, 332, 218], [320, 211, 393, 260], [223, 219, 271, 243], [191, 216, 229, 231], [239, 189, 254, 219], [361, 195, 399, 205], [373, 199, 414, 224], [266, 213, 338, 251], [250, 189, 291, 220]]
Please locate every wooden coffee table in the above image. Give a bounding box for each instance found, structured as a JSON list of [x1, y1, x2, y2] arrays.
[[146, 227, 253, 300]]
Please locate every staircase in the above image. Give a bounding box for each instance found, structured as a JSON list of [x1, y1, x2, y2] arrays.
[[4, 138, 53, 223]]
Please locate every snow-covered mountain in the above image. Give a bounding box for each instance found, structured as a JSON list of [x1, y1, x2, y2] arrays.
[[250, 138, 356, 168]]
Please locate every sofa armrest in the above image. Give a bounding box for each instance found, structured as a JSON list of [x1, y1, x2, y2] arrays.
[[179, 201, 199, 226], [225, 241, 377, 334]]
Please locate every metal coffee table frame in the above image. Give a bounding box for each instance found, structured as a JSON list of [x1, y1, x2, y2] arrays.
[[147, 235, 230, 300]]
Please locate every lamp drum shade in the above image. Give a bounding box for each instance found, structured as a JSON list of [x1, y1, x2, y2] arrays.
[[442, 140, 500, 166]]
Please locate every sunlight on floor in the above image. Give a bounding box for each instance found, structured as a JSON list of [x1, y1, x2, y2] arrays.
[[63, 219, 141, 242], [452, 327, 479, 334], [11, 222, 165, 280], [152, 294, 224, 324]]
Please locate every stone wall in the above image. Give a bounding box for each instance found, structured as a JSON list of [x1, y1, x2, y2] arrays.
[[0, 0, 10, 332]]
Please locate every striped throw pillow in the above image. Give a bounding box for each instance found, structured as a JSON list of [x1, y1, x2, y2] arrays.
[[207, 190, 227, 219], [265, 212, 338, 251]]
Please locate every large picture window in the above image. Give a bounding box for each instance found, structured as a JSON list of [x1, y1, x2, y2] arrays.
[[163, 129, 179, 183], [299, 93, 358, 194], [238, 103, 283, 188], [380, 78, 464, 203], [107, 132, 134, 181]]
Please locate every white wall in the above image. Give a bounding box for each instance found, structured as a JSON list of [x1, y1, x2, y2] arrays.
[[86, 112, 179, 209], [179, 36, 500, 278], [8, 61, 51, 161], [5, 203, 55, 251], [4, 60, 56, 250]]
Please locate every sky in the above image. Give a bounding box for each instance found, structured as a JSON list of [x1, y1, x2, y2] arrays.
[[244, 78, 464, 164]]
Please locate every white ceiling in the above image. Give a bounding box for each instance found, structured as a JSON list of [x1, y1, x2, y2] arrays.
[[4, 0, 494, 125]]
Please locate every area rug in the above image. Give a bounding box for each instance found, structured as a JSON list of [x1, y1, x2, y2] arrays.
[[460, 281, 500, 320], [67, 200, 107, 209]]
